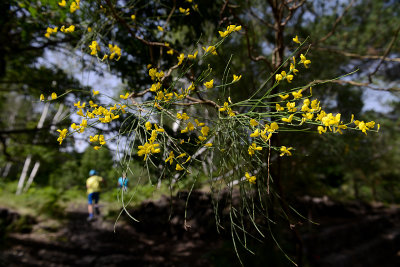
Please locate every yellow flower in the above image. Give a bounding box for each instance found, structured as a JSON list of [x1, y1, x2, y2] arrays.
[[131, 14, 136, 20], [176, 153, 186, 159], [248, 143, 262, 156], [108, 44, 121, 60], [177, 53, 185, 65], [276, 103, 285, 112], [286, 102, 297, 112], [290, 63, 299, 75], [279, 94, 289, 100], [94, 146, 101, 150], [261, 131, 272, 142], [205, 143, 213, 147], [89, 135, 98, 142], [177, 113, 190, 120], [366, 121, 375, 129], [292, 35, 301, 44], [155, 71, 164, 80], [149, 82, 162, 92], [157, 26, 164, 32], [40, 94, 45, 101], [137, 142, 161, 160], [250, 129, 260, 138], [89, 41, 100, 55], [70, 0, 79, 13], [179, 7, 190, 15], [51, 92, 57, 100], [202, 46, 217, 55], [167, 49, 174, 55], [198, 136, 207, 141], [120, 92, 130, 100], [245, 172, 256, 184], [266, 122, 279, 133], [232, 74, 242, 82], [56, 129, 68, 145], [275, 74, 283, 82], [195, 119, 205, 127], [188, 51, 198, 59], [176, 164, 184, 171], [101, 54, 108, 61], [300, 54, 311, 68], [280, 146, 293, 156], [74, 101, 86, 109], [89, 100, 98, 108], [270, 122, 279, 131], [318, 126, 327, 134], [187, 122, 195, 131], [250, 119, 259, 127], [204, 79, 214, 89], [292, 89, 302, 99], [62, 25, 75, 33], [282, 114, 294, 123], [92, 90, 99, 96], [310, 99, 321, 112], [76, 109, 84, 117], [165, 151, 174, 165], [145, 121, 152, 130], [99, 135, 106, 145], [58, 0, 66, 7], [302, 112, 314, 121], [184, 156, 191, 163], [286, 74, 294, 83], [154, 124, 164, 132], [201, 126, 210, 136], [219, 25, 242, 37], [44, 26, 58, 38], [88, 27, 92, 32]]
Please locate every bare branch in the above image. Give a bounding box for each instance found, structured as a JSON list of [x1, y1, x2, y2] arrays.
[[317, 0, 356, 44], [281, 0, 306, 27], [247, 0, 275, 29], [368, 24, 400, 82], [316, 47, 400, 62], [310, 79, 400, 92], [104, 0, 171, 63]]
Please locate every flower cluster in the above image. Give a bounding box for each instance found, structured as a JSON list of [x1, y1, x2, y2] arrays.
[[45, 27, 58, 38], [218, 24, 242, 38], [43, 1, 379, 189], [138, 125, 164, 160]]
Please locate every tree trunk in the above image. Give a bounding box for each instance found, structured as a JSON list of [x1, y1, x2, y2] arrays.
[[16, 155, 32, 195], [23, 161, 40, 193]]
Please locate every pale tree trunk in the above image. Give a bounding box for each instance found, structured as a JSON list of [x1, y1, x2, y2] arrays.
[[16, 102, 50, 194], [22, 103, 65, 193], [2, 98, 19, 179], [23, 162, 40, 193], [2, 162, 12, 177], [16, 155, 32, 195]]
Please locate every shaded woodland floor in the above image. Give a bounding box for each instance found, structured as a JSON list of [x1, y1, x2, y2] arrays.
[[1, 191, 400, 266]]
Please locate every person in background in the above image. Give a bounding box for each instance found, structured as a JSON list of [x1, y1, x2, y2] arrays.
[[117, 173, 129, 192], [86, 169, 104, 221]]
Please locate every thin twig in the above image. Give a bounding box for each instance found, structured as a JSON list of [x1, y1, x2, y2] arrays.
[[368, 24, 400, 82], [317, 0, 356, 44]]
